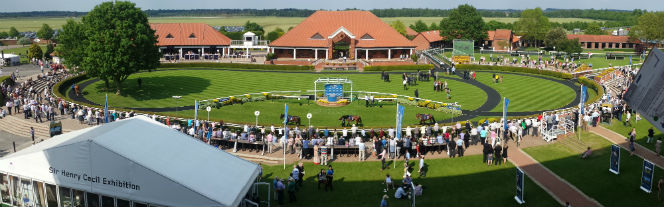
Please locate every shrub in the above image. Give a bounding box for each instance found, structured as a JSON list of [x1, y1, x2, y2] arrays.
[[53, 74, 88, 101], [159, 62, 313, 71], [364, 64, 434, 71], [455, 64, 573, 79]]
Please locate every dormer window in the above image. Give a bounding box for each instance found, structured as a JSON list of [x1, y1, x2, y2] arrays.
[[310, 33, 324, 40], [360, 33, 374, 40], [188, 33, 196, 38], [165, 33, 174, 38]]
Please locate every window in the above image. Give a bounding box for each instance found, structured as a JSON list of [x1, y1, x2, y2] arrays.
[[101, 195, 114, 207], [188, 33, 196, 38], [0, 173, 9, 204], [310, 33, 324, 40], [72, 189, 84, 207], [32, 181, 45, 207], [86, 192, 100, 207], [116, 198, 130, 207], [45, 184, 57, 207], [133, 202, 148, 207], [59, 187, 72, 207], [245, 36, 253, 42], [165, 33, 173, 39], [360, 33, 374, 40]]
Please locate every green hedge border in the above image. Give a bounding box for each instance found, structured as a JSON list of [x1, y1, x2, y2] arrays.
[[0, 76, 14, 104], [53, 74, 89, 103], [456, 64, 573, 80], [159, 62, 314, 71], [578, 76, 604, 105], [364, 64, 434, 71]]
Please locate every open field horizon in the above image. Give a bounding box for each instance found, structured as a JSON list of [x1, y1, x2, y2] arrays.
[[0, 16, 602, 33]]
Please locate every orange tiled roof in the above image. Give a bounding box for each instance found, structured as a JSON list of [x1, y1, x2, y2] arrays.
[[270, 11, 415, 48], [418, 30, 444, 43], [406, 27, 418, 37], [487, 31, 496, 41], [512, 36, 520, 43], [494, 29, 512, 40], [150, 23, 231, 46], [567, 34, 638, 43]]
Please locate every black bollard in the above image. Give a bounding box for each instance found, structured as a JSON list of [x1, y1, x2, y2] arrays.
[[13, 141, 16, 152]]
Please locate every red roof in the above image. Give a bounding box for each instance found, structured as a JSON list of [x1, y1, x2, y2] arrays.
[[494, 29, 512, 40], [406, 27, 418, 37], [150, 23, 231, 46], [418, 30, 444, 43], [487, 31, 496, 41], [270, 11, 415, 48], [566, 34, 638, 43]]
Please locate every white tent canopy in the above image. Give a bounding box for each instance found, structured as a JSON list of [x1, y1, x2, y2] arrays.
[[0, 116, 259, 207]]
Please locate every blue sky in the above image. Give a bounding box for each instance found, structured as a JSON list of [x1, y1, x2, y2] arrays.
[[2, 0, 662, 12]]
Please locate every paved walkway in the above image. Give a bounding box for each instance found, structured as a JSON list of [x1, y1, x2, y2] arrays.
[[589, 126, 664, 168], [509, 148, 603, 207]]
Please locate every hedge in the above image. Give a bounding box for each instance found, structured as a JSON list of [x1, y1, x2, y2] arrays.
[[578, 76, 604, 104], [159, 62, 314, 71], [0, 76, 14, 104], [455, 64, 573, 80], [53, 74, 88, 102], [364, 64, 434, 71]]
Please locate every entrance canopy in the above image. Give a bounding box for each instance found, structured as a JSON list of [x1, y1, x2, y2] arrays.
[[0, 116, 259, 207]]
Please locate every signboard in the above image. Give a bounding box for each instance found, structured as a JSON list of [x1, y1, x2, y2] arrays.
[[515, 167, 525, 204], [503, 98, 510, 131], [206, 106, 212, 112], [609, 144, 620, 175], [395, 104, 405, 139], [580, 86, 587, 114], [640, 160, 655, 193], [324, 84, 343, 102], [452, 56, 470, 64]]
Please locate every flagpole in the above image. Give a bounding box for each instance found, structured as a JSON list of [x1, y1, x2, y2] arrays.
[[578, 85, 582, 141]]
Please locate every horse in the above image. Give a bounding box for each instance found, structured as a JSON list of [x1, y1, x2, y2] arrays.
[[416, 113, 436, 125], [339, 115, 362, 127], [280, 114, 301, 126]]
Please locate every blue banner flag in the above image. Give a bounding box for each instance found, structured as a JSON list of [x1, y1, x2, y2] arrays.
[[395, 104, 405, 139], [503, 98, 510, 131], [630, 55, 633, 65], [194, 100, 199, 131], [515, 167, 525, 204], [609, 144, 620, 175], [640, 160, 655, 193], [284, 104, 289, 139], [580, 85, 587, 115], [104, 94, 109, 123]]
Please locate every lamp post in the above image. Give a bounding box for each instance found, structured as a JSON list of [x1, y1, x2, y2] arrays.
[[306, 113, 312, 127], [206, 106, 211, 122], [254, 110, 261, 127], [172, 96, 181, 116]]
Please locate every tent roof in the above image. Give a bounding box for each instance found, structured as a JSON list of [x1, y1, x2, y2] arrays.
[[0, 116, 259, 207]]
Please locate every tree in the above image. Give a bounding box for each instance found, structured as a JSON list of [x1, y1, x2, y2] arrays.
[[57, 19, 86, 71], [27, 43, 43, 60], [486, 20, 513, 30], [544, 27, 568, 49], [390, 20, 408, 37], [0, 31, 8, 39], [631, 12, 664, 47], [37, 23, 54, 40], [266, 27, 285, 42], [8, 27, 19, 38], [559, 38, 583, 55], [584, 22, 606, 35], [439, 4, 487, 43], [244, 21, 265, 38], [57, 1, 160, 94], [409, 20, 428, 32], [514, 8, 550, 47], [429, 22, 439, 31], [44, 43, 54, 60], [219, 27, 243, 40], [17, 37, 31, 45]]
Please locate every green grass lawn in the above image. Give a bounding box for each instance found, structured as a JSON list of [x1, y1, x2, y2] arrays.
[[82, 69, 487, 110], [440, 52, 642, 69], [523, 132, 664, 206], [0, 45, 49, 63], [601, 115, 664, 155], [473, 72, 576, 112], [169, 99, 458, 128], [260, 154, 559, 206]]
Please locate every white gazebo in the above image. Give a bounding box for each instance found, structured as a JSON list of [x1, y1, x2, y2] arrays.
[[0, 116, 259, 207]]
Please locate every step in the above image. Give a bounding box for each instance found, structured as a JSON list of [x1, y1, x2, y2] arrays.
[[230, 152, 285, 161]]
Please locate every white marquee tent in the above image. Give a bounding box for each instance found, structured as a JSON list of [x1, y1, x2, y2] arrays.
[[0, 116, 259, 207]]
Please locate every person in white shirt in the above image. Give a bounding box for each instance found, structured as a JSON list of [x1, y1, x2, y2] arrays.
[[388, 128, 395, 138], [358, 141, 366, 161], [406, 126, 412, 137], [342, 128, 348, 138], [433, 123, 439, 134], [351, 124, 358, 136]]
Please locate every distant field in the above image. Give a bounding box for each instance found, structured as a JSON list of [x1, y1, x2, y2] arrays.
[[0, 16, 602, 33]]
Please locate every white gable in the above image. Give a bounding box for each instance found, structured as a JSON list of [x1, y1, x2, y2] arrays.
[[328, 26, 355, 39]]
